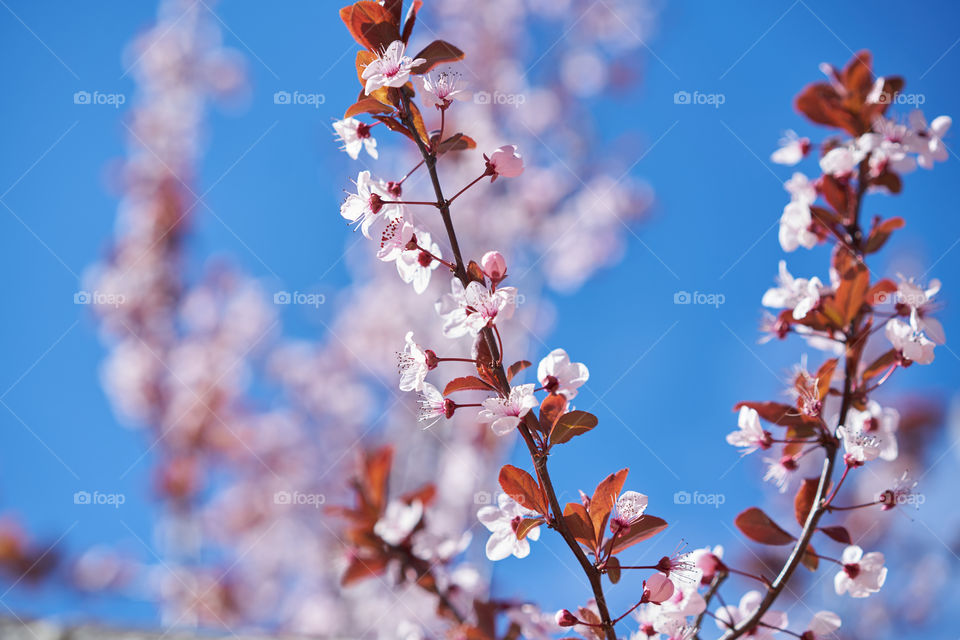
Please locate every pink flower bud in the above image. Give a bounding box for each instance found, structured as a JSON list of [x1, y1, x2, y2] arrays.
[[485, 145, 524, 180], [641, 572, 674, 604], [555, 609, 579, 627], [481, 250, 507, 284]]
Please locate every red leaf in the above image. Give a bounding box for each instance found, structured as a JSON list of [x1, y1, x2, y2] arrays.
[[589, 469, 629, 546], [834, 264, 870, 326], [549, 410, 599, 445], [411, 40, 465, 74], [562, 502, 595, 548], [794, 478, 820, 526], [538, 394, 567, 433], [606, 556, 622, 584], [498, 465, 548, 516], [815, 358, 838, 400], [865, 216, 905, 254], [507, 360, 532, 382], [344, 97, 393, 118], [340, 1, 401, 52], [734, 401, 819, 430], [341, 553, 389, 586], [801, 544, 819, 571], [400, 0, 422, 43], [818, 525, 852, 544], [863, 349, 899, 381], [604, 515, 668, 555], [515, 517, 545, 541], [734, 507, 796, 545], [443, 375, 494, 395]]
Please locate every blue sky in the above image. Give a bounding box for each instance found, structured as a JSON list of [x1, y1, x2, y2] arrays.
[[2, 0, 959, 634]]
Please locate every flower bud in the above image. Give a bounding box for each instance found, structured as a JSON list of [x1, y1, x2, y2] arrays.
[[481, 251, 507, 285], [555, 609, 579, 627], [485, 145, 524, 180]]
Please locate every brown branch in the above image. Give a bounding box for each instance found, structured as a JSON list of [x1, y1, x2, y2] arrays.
[[397, 92, 618, 640]]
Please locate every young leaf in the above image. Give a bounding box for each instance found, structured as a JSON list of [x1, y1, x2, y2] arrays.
[[340, 1, 401, 52], [498, 465, 548, 516], [794, 477, 820, 526], [606, 556, 621, 584], [443, 376, 494, 395], [549, 410, 599, 445], [865, 216, 905, 254], [507, 360, 532, 382], [589, 469, 629, 545], [538, 394, 567, 433], [863, 349, 899, 381], [605, 515, 668, 555], [344, 96, 393, 118], [818, 525, 853, 544], [515, 517, 546, 541], [734, 507, 796, 545], [562, 502, 596, 548], [801, 544, 819, 571], [410, 40, 465, 74], [733, 401, 819, 430]]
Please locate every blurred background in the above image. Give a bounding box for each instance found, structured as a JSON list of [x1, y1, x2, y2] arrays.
[[1, 0, 958, 637]]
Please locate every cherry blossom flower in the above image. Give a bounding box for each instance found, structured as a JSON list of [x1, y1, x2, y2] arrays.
[[770, 130, 810, 165], [726, 407, 772, 455], [410, 527, 471, 562], [836, 425, 882, 465], [779, 173, 818, 252], [485, 145, 524, 180], [908, 110, 951, 169], [819, 145, 859, 177], [878, 471, 919, 510], [763, 455, 797, 493], [690, 545, 724, 585], [896, 276, 945, 344], [647, 583, 706, 637], [537, 348, 589, 399], [481, 250, 507, 285], [435, 278, 518, 337], [762, 261, 824, 320], [377, 217, 415, 262], [715, 591, 787, 639], [361, 40, 425, 95], [476, 493, 541, 561], [417, 70, 470, 109], [418, 382, 454, 426], [479, 384, 538, 435], [332, 117, 378, 160], [396, 230, 442, 294], [373, 499, 423, 545], [610, 490, 648, 530], [340, 170, 401, 239], [885, 316, 935, 364], [655, 550, 702, 588], [508, 604, 561, 640], [860, 118, 916, 176], [397, 331, 436, 392], [846, 401, 898, 461], [834, 545, 887, 597], [801, 610, 841, 640]]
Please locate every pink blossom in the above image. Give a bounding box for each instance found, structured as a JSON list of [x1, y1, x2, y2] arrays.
[[417, 70, 470, 108], [770, 130, 810, 165], [480, 384, 538, 435], [537, 348, 589, 399], [481, 250, 508, 284], [340, 170, 402, 239], [726, 407, 772, 455], [396, 230, 442, 294], [332, 117, 378, 160], [715, 591, 787, 639], [885, 317, 935, 364], [485, 145, 524, 180], [361, 40, 425, 95], [477, 493, 541, 560], [834, 545, 887, 597], [762, 261, 824, 320]]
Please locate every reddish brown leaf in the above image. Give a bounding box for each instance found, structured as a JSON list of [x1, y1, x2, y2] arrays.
[[411, 40, 465, 74], [507, 360, 532, 382], [340, 1, 401, 52], [794, 477, 820, 526], [549, 410, 599, 446], [538, 394, 567, 433], [443, 375, 494, 395], [835, 264, 870, 326], [867, 279, 898, 306], [605, 515, 668, 555], [606, 556, 622, 584], [562, 502, 595, 548], [818, 525, 852, 544], [863, 349, 899, 381], [400, 0, 422, 43], [734, 507, 795, 545], [589, 469, 629, 545], [498, 465, 548, 516], [515, 517, 545, 541], [801, 544, 819, 571], [865, 217, 905, 254], [341, 553, 389, 586], [734, 401, 819, 430], [815, 358, 838, 400], [344, 97, 393, 118]]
